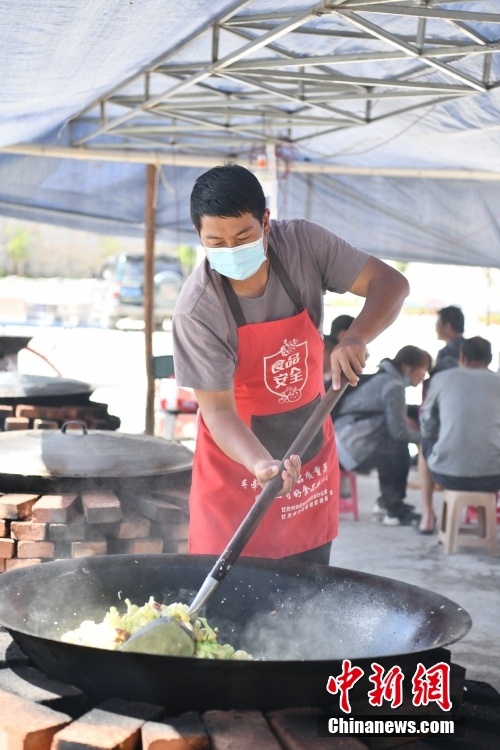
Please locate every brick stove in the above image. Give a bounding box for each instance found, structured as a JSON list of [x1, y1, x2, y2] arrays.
[[0, 481, 494, 747], [0, 632, 499, 749], [0, 398, 121, 433], [0, 474, 192, 571]]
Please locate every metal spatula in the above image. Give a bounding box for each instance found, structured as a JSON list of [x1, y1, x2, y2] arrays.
[[120, 377, 350, 656]]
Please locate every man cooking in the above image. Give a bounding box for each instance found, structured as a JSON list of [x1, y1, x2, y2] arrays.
[[172, 163, 409, 565]]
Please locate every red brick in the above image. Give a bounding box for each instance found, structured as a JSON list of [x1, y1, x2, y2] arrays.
[[0, 519, 8, 536], [33, 418, 60, 430], [17, 540, 55, 559], [106, 515, 151, 539], [81, 491, 122, 524], [70, 404, 107, 420], [15, 404, 38, 418], [161, 540, 180, 553], [32, 494, 78, 524], [99, 698, 164, 722], [15, 405, 67, 421], [142, 712, 208, 750], [0, 665, 89, 715], [109, 538, 164, 555], [5, 557, 43, 570], [71, 538, 107, 558], [203, 710, 283, 750], [48, 515, 87, 542], [268, 707, 368, 750], [0, 688, 71, 749], [137, 497, 188, 524], [51, 705, 145, 750], [152, 488, 190, 511], [88, 419, 114, 428], [4, 415, 30, 430], [54, 542, 72, 559], [0, 493, 39, 520], [158, 522, 189, 541], [0, 538, 15, 559], [55, 405, 82, 420], [0, 558, 5, 572], [11, 520, 47, 541]]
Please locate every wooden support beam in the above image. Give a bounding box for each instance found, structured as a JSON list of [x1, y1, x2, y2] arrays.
[[144, 163, 156, 436]]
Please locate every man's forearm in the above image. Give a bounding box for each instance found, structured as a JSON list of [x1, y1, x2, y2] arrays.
[[347, 270, 409, 346], [203, 408, 272, 474]]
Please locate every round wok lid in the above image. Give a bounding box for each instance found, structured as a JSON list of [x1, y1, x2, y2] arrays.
[[0, 372, 93, 400], [0, 427, 194, 478]]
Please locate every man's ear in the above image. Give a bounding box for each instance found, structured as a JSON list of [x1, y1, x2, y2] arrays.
[[262, 208, 271, 233]]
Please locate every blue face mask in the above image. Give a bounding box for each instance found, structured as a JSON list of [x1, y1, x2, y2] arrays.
[[402, 374, 411, 388], [204, 233, 267, 281]]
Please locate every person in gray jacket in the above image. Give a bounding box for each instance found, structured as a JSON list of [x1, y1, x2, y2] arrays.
[[419, 336, 500, 530], [334, 345, 431, 525]]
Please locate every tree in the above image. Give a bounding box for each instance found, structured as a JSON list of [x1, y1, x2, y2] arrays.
[[5, 227, 30, 275]]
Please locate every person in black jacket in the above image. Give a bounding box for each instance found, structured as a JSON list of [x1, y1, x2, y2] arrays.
[[417, 305, 465, 533], [431, 305, 465, 375]]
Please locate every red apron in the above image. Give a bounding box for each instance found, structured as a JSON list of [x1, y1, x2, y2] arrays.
[[188, 247, 339, 558]]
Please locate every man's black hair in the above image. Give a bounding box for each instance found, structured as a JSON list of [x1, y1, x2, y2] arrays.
[[330, 314, 355, 340], [190, 163, 267, 232], [438, 305, 465, 334], [461, 336, 492, 365], [392, 345, 432, 371]]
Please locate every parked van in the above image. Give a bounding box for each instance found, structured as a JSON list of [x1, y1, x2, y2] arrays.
[[91, 253, 185, 328]]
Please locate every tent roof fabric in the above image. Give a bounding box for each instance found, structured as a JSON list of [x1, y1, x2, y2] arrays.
[[1, 0, 500, 266]]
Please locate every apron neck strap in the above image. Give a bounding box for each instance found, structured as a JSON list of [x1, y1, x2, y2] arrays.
[[222, 244, 303, 327]]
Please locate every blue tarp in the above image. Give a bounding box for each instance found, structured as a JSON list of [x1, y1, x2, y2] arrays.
[[1, 1, 500, 266]]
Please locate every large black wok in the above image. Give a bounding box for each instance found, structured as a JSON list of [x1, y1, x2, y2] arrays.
[[0, 554, 471, 713]]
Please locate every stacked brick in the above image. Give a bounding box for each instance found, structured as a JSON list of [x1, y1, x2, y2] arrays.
[[0, 401, 121, 431], [0, 636, 499, 750], [0, 486, 190, 572]]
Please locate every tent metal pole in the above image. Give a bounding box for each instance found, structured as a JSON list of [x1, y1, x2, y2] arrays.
[[144, 163, 156, 436]]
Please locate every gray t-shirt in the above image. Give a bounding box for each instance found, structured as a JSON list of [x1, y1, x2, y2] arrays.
[[172, 218, 369, 391], [421, 367, 500, 478]]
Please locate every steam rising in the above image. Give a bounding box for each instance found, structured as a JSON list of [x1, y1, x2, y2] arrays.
[[1, 559, 470, 663]]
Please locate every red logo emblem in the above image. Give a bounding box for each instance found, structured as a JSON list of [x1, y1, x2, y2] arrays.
[[263, 338, 308, 403]]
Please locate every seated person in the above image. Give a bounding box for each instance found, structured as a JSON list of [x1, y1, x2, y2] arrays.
[[334, 345, 431, 526], [419, 336, 500, 532]]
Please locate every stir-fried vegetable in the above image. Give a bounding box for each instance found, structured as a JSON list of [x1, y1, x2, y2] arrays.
[[61, 597, 253, 660]]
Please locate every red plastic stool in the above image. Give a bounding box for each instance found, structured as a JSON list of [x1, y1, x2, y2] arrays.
[[339, 470, 359, 521], [465, 491, 500, 525]]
